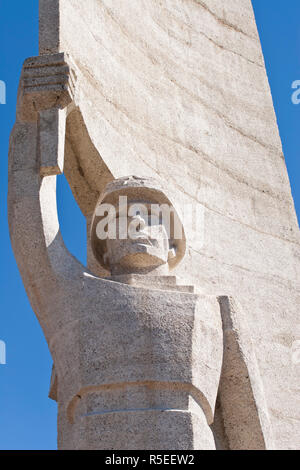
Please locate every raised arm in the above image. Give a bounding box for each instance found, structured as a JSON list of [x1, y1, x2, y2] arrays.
[[8, 54, 84, 319]]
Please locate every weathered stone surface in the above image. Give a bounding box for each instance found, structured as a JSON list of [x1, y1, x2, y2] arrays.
[[217, 296, 274, 450], [45, 0, 298, 449], [17, 53, 76, 122], [7, 0, 300, 450], [54, 283, 223, 449], [39, 107, 66, 176]]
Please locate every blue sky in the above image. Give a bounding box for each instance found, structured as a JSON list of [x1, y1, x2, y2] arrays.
[[0, 1, 299, 450]]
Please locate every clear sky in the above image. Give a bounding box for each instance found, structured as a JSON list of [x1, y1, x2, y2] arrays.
[[0, 1, 299, 450]]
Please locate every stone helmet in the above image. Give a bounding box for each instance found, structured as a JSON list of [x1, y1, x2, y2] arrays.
[[90, 176, 186, 271]]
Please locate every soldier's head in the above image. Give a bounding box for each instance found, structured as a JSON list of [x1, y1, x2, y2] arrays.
[[91, 176, 186, 275]]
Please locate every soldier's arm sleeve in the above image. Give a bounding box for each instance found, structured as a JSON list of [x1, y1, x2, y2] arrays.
[[8, 54, 85, 306]]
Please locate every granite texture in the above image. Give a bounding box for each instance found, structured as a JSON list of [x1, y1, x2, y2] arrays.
[[7, 0, 300, 449]]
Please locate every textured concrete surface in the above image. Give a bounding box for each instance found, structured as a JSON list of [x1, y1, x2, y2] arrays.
[[7, 0, 300, 449], [217, 296, 274, 450]]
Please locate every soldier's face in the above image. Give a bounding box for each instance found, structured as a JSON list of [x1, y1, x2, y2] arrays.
[[105, 202, 170, 273]]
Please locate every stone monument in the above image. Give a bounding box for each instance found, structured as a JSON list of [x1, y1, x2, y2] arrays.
[[8, 0, 300, 449]]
